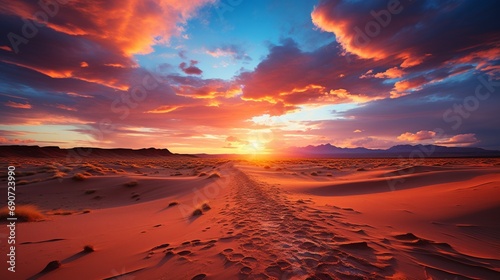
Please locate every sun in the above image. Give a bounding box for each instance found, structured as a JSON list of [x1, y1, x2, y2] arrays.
[[239, 139, 267, 155], [251, 140, 261, 151]]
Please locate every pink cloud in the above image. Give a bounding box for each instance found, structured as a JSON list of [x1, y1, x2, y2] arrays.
[[0, 137, 36, 144], [4, 101, 32, 109], [398, 130, 437, 142], [436, 133, 479, 147]]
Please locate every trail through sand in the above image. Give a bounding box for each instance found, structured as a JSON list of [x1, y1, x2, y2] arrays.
[[217, 167, 393, 279]]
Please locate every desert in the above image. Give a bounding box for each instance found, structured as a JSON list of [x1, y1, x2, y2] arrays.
[[1, 156, 499, 279]]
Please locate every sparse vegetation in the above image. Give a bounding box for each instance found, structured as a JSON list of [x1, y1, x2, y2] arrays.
[[124, 181, 138, 187], [42, 260, 61, 272], [168, 201, 179, 207], [48, 209, 74, 215], [83, 245, 94, 253], [72, 173, 89, 181], [0, 204, 45, 222], [207, 172, 221, 179], [201, 203, 211, 211], [192, 208, 203, 216]]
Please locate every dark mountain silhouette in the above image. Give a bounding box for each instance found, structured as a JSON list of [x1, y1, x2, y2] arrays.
[[287, 144, 500, 158], [0, 145, 190, 158]]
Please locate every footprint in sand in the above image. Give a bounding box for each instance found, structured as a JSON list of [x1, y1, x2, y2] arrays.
[[265, 265, 284, 278], [191, 273, 206, 280], [240, 266, 252, 275], [242, 242, 255, 250], [241, 256, 257, 264], [177, 250, 191, 256]]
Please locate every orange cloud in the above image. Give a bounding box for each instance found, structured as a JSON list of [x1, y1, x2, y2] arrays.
[[398, 130, 436, 142], [1, 0, 215, 56], [146, 105, 180, 114], [362, 67, 405, 79], [390, 77, 427, 98], [324, 89, 380, 104], [436, 133, 479, 147], [310, 2, 431, 68], [5, 101, 32, 109], [311, 9, 388, 60]]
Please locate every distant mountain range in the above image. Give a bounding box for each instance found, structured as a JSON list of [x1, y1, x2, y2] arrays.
[[0, 145, 187, 158], [286, 144, 500, 158], [1, 144, 499, 159]]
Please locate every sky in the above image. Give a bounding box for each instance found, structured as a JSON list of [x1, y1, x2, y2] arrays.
[[0, 0, 499, 154]]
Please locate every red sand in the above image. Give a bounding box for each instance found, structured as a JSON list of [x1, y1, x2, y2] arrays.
[[1, 158, 499, 279]]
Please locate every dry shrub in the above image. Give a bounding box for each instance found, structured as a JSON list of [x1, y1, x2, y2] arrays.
[[124, 181, 138, 187], [168, 202, 179, 207], [201, 203, 211, 211], [0, 204, 45, 222], [192, 209, 203, 216], [83, 245, 95, 252], [207, 173, 220, 179], [72, 173, 89, 181]]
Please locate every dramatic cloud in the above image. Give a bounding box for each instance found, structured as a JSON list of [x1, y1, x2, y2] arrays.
[[0, 0, 498, 152], [238, 39, 391, 108], [1, 0, 215, 55], [312, 0, 499, 72], [397, 130, 436, 142], [0, 0, 213, 90], [436, 133, 479, 147], [179, 60, 203, 75], [362, 67, 405, 79]]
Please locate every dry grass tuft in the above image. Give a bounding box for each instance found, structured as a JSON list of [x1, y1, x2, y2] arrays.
[[0, 204, 45, 222], [192, 208, 203, 216], [201, 203, 211, 211], [168, 202, 179, 207], [124, 181, 138, 187], [72, 173, 89, 181], [207, 172, 221, 179], [42, 260, 61, 272], [83, 245, 95, 253]]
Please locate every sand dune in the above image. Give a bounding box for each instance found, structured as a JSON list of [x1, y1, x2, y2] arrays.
[[0, 158, 499, 279]]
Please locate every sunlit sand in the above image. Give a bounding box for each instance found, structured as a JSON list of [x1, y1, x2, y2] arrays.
[[1, 157, 499, 279]]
